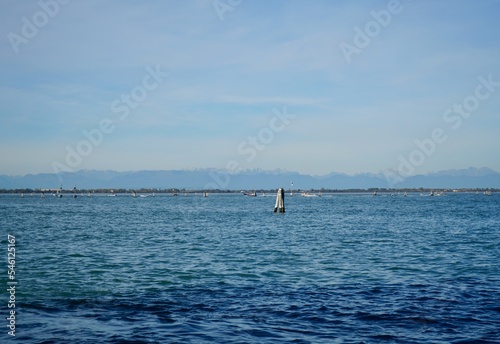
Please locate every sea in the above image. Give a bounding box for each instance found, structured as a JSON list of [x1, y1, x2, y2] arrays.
[[1, 192, 499, 343]]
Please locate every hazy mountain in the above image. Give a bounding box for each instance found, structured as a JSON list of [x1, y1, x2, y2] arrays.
[[1, 167, 499, 190], [429, 167, 498, 177], [395, 168, 500, 189]]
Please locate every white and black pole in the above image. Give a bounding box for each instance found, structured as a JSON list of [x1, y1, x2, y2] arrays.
[[274, 188, 285, 213]]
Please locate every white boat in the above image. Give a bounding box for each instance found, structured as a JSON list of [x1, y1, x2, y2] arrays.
[[241, 191, 256, 197], [301, 192, 318, 197]]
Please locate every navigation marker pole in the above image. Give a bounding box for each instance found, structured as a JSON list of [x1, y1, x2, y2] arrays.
[[274, 188, 285, 213]]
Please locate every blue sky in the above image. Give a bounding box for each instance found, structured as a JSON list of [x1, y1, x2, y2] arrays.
[[1, 0, 499, 176]]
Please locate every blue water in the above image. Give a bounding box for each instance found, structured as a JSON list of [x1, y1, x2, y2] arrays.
[[1, 193, 499, 343]]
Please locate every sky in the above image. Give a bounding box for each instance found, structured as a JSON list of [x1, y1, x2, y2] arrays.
[[1, 0, 499, 177]]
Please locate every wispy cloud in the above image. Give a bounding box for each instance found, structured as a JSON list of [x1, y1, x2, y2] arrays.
[[213, 95, 329, 106]]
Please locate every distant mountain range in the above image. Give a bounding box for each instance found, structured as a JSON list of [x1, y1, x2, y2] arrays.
[[1, 167, 499, 190]]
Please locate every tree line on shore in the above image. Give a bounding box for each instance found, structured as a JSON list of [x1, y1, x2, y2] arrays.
[[1, 187, 498, 194]]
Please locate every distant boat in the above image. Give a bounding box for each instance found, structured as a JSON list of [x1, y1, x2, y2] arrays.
[[373, 191, 377, 196], [241, 191, 256, 197], [301, 192, 318, 197]]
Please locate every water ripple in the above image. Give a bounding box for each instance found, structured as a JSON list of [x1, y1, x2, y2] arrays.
[[2, 193, 499, 343]]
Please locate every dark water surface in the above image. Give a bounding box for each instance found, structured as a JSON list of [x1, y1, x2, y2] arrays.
[[1, 193, 499, 343]]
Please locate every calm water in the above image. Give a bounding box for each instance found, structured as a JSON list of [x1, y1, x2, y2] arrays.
[[1, 193, 499, 343]]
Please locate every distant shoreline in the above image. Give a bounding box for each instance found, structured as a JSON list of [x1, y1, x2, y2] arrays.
[[1, 187, 498, 194]]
